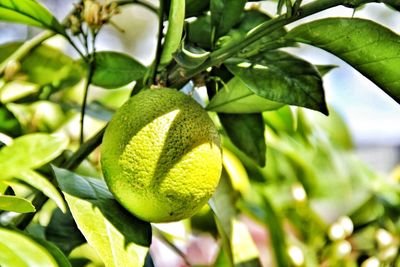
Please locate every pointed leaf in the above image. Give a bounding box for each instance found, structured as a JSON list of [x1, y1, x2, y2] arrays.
[[17, 170, 66, 213], [226, 51, 328, 114], [0, 133, 68, 180], [286, 18, 400, 104], [207, 77, 284, 113], [0, 0, 65, 34], [219, 113, 266, 166], [210, 0, 246, 38], [0, 228, 58, 267], [30, 236, 72, 267], [0, 195, 35, 213], [91, 51, 147, 89], [53, 166, 152, 267]]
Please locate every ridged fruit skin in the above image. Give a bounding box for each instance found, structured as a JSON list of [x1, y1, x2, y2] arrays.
[[101, 88, 222, 223]]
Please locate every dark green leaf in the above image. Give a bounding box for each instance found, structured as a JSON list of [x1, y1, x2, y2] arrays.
[[207, 77, 284, 113], [219, 113, 266, 166], [219, 10, 292, 57], [381, 0, 400, 11], [0, 133, 68, 180], [92, 51, 147, 89], [187, 15, 212, 48], [0, 0, 65, 34], [210, 0, 246, 38], [0, 195, 35, 213], [0, 228, 58, 267], [286, 18, 400, 105], [0, 105, 21, 136], [53, 166, 152, 267], [186, 0, 209, 17], [226, 50, 328, 114], [45, 208, 86, 255]]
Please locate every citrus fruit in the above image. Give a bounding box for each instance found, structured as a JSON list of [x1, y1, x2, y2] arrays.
[[101, 88, 222, 223]]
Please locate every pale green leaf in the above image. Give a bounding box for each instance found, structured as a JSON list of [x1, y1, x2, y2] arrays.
[[0, 0, 65, 34], [0, 195, 35, 213], [207, 77, 284, 113], [286, 18, 400, 104], [17, 170, 66, 213], [0, 133, 68, 180], [53, 166, 152, 267], [0, 228, 58, 267]]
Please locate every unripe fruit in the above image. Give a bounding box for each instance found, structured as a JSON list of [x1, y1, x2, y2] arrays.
[[101, 88, 222, 222]]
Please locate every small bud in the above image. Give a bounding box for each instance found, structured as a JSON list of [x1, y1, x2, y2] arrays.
[[291, 182, 307, 203], [376, 228, 393, 248], [288, 245, 304, 266], [84, 0, 101, 28], [336, 240, 352, 257], [329, 222, 345, 241], [361, 257, 380, 267], [337, 216, 353, 237]]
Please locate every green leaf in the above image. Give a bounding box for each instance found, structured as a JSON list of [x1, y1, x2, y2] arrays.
[[0, 133, 68, 180], [219, 113, 266, 167], [226, 50, 328, 114], [210, 0, 246, 38], [207, 77, 284, 113], [0, 43, 83, 92], [187, 15, 212, 48], [30, 236, 72, 267], [210, 171, 261, 266], [286, 18, 400, 105], [0, 195, 35, 213], [242, 195, 290, 267], [91, 51, 147, 89], [17, 170, 66, 213], [53, 166, 152, 267], [186, 0, 209, 17], [45, 208, 86, 255], [0, 228, 58, 267], [0, 0, 65, 34], [0, 105, 21, 136]]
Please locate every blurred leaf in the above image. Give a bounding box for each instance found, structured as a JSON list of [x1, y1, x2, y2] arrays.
[[286, 18, 400, 104], [53, 166, 152, 267], [222, 147, 250, 195], [242, 195, 290, 267], [0, 81, 40, 104], [17, 169, 66, 213], [210, 170, 238, 266], [0, 0, 65, 34], [0, 133, 68, 180], [0, 105, 21, 136], [263, 105, 296, 135], [227, 50, 328, 114], [186, 0, 209, 17], [207, 77, 284, 113], [0, 227, 58, 267], [219, 113, 266, 166], [0, 195, 35, 213], [31, 236, 72, 267], [0, 43, 83, 92], [210, 0, 246, 38], [45, 208, 86, 255], [382, 0, 400, 10], [91, 51, 147, 89], [210, 171, 261, 266]]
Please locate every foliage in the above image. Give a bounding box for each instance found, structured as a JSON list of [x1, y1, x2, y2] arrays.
[[0, 0, 400, 266]]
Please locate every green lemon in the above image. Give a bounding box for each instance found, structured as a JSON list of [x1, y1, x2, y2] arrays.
[[101, 88, 222, 223]]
